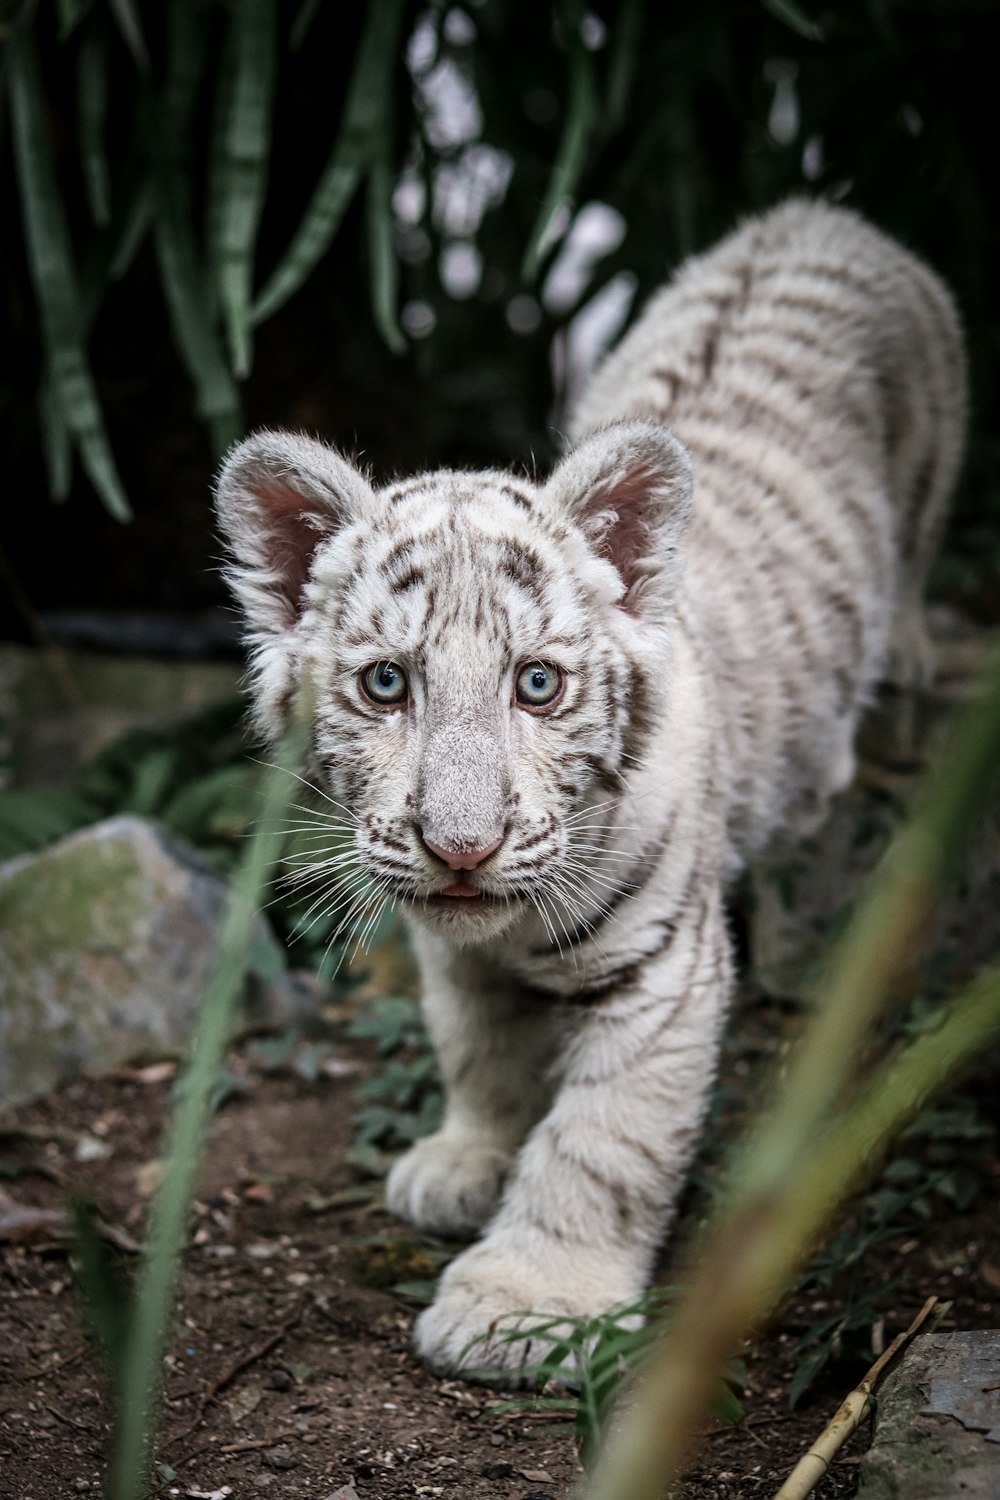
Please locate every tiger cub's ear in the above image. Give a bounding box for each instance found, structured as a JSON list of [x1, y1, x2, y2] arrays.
[[214, 429, 376, 639], [542, 420, 693, 618]]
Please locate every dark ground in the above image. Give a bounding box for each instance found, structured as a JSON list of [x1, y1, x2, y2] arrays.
[[1, 978, 997, 1500]]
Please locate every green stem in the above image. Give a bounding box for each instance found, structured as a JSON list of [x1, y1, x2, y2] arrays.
[[107, 718, 306, 1500]]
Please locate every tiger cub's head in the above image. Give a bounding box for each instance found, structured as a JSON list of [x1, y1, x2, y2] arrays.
[[214, 420, 692, 945]]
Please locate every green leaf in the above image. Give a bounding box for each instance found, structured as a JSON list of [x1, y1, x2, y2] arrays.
[[107, 0, 150, 71], [367, 130, 405, 354], [0, 787, 97, 862], [347, 996, 426, 1055], [759, 0, 823, 41], [606, 0, 644, 132], [252, 0, 407, 325], [521, 0, 597, 282], [56, 0, 93, 42], [108, 180, 152, 281], [712, 1380, 745, 1424], [38, 372, 73, 502], [122, 745, 182, 817], [8, 24, 131, 519], [290, 0, 323, 52], [77, 23, 111, 226], [788, 1338, 833, 1409], [209, 0, 278, 378], [70, 1198, 131, 1392], [161, 764, 257, 846], [391, 1279, 438, 1303], [341, 1142, 395, 1178], [152, 1, 243, 455]]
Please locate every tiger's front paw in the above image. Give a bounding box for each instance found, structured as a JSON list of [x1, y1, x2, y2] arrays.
[[385, 1131, 512, 1238], [414, 1237, 642, 1382]]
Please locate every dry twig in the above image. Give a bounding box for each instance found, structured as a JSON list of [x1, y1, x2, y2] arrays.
[[770, 1296, 941, 1500], [168, 1303, 304, 1445]]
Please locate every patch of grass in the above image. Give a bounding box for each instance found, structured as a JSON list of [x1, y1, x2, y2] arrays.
[[347, 995, 443, 1154], [786, 1089, 996, 1404], [482, 1294, 745, 1470]]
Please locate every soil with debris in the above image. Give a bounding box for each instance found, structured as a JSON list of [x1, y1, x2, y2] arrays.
[[1, 983, 997, 1500]]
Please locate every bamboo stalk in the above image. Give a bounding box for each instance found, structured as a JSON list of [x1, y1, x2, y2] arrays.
[[771, 1296, 941, 1500]]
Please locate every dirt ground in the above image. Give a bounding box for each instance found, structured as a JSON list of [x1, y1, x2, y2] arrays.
[[1, 978, 998, 1500]]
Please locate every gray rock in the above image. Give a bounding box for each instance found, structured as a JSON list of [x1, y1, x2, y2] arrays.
[[856, 1331, 1000, 1499], [0, 814, 304, 1105]]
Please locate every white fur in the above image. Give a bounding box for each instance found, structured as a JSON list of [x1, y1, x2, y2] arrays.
[[215, 199, 966, 1378]]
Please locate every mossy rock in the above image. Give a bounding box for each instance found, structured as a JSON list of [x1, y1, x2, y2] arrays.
[[0, 814, 291, 1105]]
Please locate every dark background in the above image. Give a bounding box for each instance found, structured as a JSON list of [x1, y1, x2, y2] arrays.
[[2, 0, 997, 650]]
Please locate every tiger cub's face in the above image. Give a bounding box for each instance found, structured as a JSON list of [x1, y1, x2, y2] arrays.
[[215, 422, 692, 945]]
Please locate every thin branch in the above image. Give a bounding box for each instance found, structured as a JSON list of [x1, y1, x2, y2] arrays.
[[167, 1303, 304, 1445], [771, 1295, 941, 1500]]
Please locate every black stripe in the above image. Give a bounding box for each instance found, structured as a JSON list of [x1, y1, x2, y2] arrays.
[[494, 480, 535, 510]]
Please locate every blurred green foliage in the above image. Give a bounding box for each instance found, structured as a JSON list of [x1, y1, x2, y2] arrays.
[[1, 1, 996, 540]]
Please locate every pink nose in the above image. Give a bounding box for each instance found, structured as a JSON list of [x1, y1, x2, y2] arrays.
[[422, 834, 504, 871]]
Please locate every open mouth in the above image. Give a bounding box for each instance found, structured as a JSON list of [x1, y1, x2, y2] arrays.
[[423, 880, 512, 912], [428, 883, 491, 909], [438, 879, 483, 900]]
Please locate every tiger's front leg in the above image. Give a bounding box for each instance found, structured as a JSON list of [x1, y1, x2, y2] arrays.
[[386, 933, 559, 1238], [414, 893, 734, 1378]]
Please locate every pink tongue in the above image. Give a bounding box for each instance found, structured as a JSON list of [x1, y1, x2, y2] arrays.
[[441, 881, 480, 899]]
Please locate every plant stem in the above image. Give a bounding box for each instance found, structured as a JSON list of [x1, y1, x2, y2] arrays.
[[107, 719, 306, 1500]]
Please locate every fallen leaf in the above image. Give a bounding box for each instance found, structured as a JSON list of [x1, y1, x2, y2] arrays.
[[241, 1179, 274, 1203], [0, 1188, 140, 1252], [517, 1470, 555, 1484], [320, 1057, 363, 1080], [225, 1381, 263, 1424], [133, 1061, 176, 1084], [74, 1135, 112, 1163], [136, 1159, 164, 1197], [0, 1187, 66, 1242], [305, 1185, 377, 1213], [980, 1260, 1000, 1292]]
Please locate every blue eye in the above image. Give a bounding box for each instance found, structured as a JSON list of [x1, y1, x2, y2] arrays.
[[515, 661, 564, 710], [361, 660, 408, 706]]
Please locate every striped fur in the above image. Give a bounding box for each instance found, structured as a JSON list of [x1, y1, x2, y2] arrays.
[[215, 199, 966, 1377]]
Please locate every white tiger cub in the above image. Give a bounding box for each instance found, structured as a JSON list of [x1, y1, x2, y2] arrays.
[[215, 199, 966, 1376]]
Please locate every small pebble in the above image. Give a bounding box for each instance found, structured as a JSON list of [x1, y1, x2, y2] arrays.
[[263, 1444, 298, 1471], [268, 1368, 293, 1391]]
